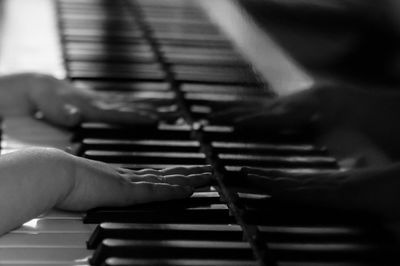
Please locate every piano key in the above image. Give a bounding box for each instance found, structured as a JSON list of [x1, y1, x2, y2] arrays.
[[83, 150, 206, 164], [90, 239, 254, 265], [180, 83, 269, 94], [202, 125, 315, 142], [73, 81, 170, 92], [67, 62, 162, 72], [150, 23, 221, 35], [0, 247, 90, 265], [152, 32, 230, 44], [75, 123, 192, 140], [65, 50, 156, 63], [84, 192, 231, 224], [87, 223, 243, 249], [156, 38, 232, 48], [183, 92, 270, 105], [84, 204, 232, 224], [224, 165, 338, 176], [65, 43, 152, 53], [0, 233, 89, 248], [218, 153, 337, 168], [211, 141, 327, 155], [15, 219, 93, 233], [63, 29, 144, 38], [62, 35, 147, 44], [80, 139, 200, 152]]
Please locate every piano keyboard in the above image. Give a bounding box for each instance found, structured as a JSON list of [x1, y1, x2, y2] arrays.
[[0, 0, 397, 265]]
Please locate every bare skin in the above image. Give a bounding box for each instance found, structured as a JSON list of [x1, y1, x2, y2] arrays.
[[0, 73, 178, 127], [0, 73, 212, 235], [211, 84, 400, 227]]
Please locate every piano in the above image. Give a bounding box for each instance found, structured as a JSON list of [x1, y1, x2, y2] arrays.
[[0, 0, 397, 265]]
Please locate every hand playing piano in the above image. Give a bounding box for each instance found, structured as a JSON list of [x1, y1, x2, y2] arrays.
[[210, 83, 400, 157], [0, 73, 178, 127], [0, 147, 212, 235], [241, 165, 400, 222]]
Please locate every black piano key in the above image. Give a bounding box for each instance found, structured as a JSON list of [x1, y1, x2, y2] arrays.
[[156, 37, 232, 48], [150, 23, 221, 35], [180, 83, 269, 94], [164, 54, 248, 67], [62, 20, 141, 30], [183, 92, 271, 106], [63, 28, 144, 39], [109, 163, 208, 170], [202, 125, 315, 142], [68, 71, 166, 81], [104, 258, 258, 266], [90, 239, 254, 265], [83, 150, 206, 164], [75, 123, 193, 140], [172, 65, 259, 85], [152, 32, 229, 43], [60, 13, 132, 22], [72, 80, 170, 92], [65, 42, 151, 51], [87, 223, 243, 249], [65, 50, 156, 63], [225, 165, 338, 176], [62, 35, 147, 44], [84, 192, 233, 224], [81, 139, 200, 152], [217, 154, 337, 168], [84, 204, 232, 224], [67, 62, 166, 81], [211, 141, 327, 156]]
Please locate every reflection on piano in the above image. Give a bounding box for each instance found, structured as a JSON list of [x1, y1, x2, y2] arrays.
[[0, 0, 397, 265]]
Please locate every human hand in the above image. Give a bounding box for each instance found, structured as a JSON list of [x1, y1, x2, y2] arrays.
[[57, 155, 213, 211], [209, 84, 343, 131], [0, 147, 212, 235], [240, 165, 400, 221], [0, 73, 178, 127]]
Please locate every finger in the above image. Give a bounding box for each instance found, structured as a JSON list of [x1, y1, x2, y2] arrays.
[[160, 165, 213, 175], [125, 174, 164, 183], [127, 172, 213, 188], [129, 168, 162, 176], [244, 174, 303, 194], [121, 182, 194, 205], [241, 167, 336, 179], [208, 106, 260, 122], [85, 106, 159, 125], [33, 96, 83, 127], [163, 173, 213, 187]]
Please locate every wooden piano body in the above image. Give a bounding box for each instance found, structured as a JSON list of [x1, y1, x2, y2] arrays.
[[0, 0, 396, 265]]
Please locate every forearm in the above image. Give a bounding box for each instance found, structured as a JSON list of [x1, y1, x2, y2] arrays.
[[0, 148, 73, 235]]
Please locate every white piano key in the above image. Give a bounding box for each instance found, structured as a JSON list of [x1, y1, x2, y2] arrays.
[[0, 247, 91, 265], [0, 233, 90, 247], [16, 218, 94, 233]]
